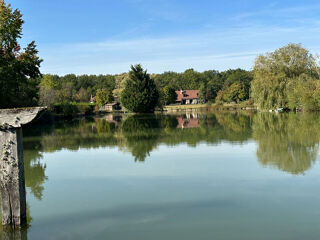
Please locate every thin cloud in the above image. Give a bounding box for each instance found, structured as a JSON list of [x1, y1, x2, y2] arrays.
[[39, 17, 320, 75], [231, 4, 320, 21]]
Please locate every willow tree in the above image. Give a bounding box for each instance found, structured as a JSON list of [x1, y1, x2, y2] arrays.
[[251, 44, 320, 110], [0, 1, 42, 108], [121, 64, 159, 113]]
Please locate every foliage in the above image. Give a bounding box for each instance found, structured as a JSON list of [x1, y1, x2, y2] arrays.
[[251, 43, 320, 110], [37, 67, 253, 109], [199, 83, 207, 102], [215, 90, 224, 104], [38, 73, 116, 107], [113, 73, 129, 101], [161, 86, 177, 105], [220, 82, 248, 103], [152, 69, 252, 104], [121, 64, 159, 113], [96, 88, 114, 107], [0, 1, 42, 108], [75, 87, 90, 102], [39, 85, 57, 109], [214, 69, 252, 103], [53, 102, 94, 117]]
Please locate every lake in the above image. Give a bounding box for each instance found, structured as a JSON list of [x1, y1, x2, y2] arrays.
[[2, 111, 320, 240]]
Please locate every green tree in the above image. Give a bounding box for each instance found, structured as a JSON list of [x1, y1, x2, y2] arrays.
[[251, 43, 319, 110], [39, 86, 56, 109], [121, 64, 159, 113], [113, 73, 129, 101], [39, 74, 60, 109], [286, 74, 320, 111], [181, 69, 202, 89], [199, 83, 207, 102], [75, 87, 89, 102], [223, 82, 248, 103], [162, 86, 177, 105], [96, 88, 114, 106], [0, 1, 42, 108]]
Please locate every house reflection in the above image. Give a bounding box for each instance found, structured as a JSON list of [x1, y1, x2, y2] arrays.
[[105, 114, 122, 126], [177, 112, 200, 129]]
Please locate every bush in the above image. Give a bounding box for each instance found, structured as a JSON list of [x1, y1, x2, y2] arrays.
[[77, 103, 95, 115], [53, 102, 94, 117]]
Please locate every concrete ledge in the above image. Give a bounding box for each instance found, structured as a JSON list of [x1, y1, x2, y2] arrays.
[[0, 107, 47, 128]]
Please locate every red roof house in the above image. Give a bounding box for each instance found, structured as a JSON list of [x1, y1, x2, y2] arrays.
[[175, 90, 199, 104]]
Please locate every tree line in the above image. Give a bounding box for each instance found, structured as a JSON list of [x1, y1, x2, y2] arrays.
[[37, 66, 253, 109]]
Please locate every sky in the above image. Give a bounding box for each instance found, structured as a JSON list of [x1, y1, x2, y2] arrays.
[[8, 0, 320, 75]]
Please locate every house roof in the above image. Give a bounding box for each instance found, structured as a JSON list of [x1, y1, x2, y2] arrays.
[[175, 90, 199, 101]]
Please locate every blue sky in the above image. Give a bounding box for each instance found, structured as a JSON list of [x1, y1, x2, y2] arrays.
[[8, 0, 320, 75]]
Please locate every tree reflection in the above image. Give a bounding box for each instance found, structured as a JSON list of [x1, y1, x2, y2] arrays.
[[22, 111, 320, 179], [121, 115, 162, 162], [15, 111, 320, 238], [23, 149, 47, 200], [252, 113, 320, 174]]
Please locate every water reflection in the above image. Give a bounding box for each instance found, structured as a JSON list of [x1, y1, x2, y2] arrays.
[[21, 111, 320, 175], [23, 112, 253, 163], [0, 204, 32, 239], [1, 111, 318, 239], [177, 112, 200, 128], [253, 113, 320, 175], [1, 111, 319, 238], [0, 228, 28, 240]]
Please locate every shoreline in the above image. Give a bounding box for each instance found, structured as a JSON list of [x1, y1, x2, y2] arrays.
[[162, 103, 257, 112]]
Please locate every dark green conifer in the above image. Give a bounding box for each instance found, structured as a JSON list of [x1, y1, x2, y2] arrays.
[[121, 64, 159, 113]]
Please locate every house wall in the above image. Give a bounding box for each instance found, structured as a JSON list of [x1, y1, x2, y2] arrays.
[[182, 99, 198, 105]]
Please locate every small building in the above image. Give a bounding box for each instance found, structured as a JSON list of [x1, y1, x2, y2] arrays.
[[100, 102, 121, 112], [175, 90, 199, 104]]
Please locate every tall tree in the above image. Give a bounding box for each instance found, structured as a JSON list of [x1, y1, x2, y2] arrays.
[[121, 64, 159, 113], [0, 1, 42, 108], [251, 43, 319, 110]]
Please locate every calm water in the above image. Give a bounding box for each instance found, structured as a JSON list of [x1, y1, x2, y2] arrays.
[[2, 111, 320, 240]]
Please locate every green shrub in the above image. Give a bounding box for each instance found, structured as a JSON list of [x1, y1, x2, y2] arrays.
[[77, 103, 95, 115], [53, 102, 94, 117]]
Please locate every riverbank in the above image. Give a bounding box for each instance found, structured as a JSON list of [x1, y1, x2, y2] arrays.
[[163, 103, 257, 112], [15, 102, 257, 124]]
